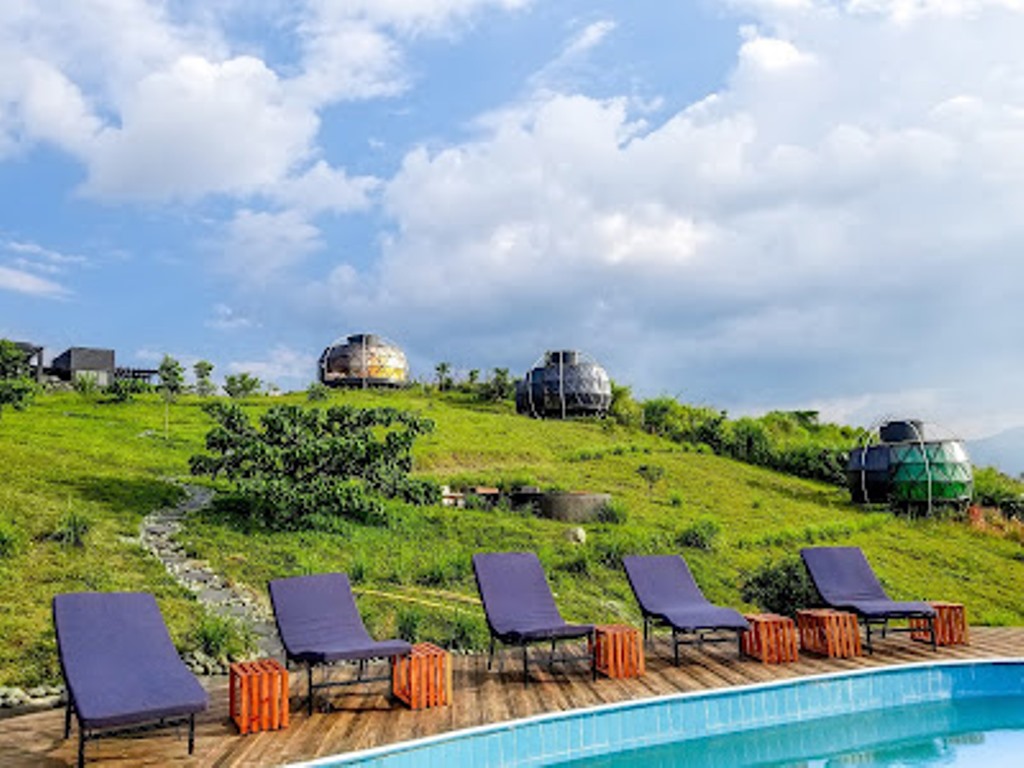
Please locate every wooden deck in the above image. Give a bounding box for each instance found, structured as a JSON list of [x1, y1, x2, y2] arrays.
[[2, 627, 1021, 767]]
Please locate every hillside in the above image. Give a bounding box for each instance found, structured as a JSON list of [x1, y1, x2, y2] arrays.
[[1, 389, 1022, 687]]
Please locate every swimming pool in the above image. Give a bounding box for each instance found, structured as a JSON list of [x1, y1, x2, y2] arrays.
[[296, 660, 1024, 767]]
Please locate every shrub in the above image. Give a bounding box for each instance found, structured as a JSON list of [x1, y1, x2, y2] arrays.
[[668, 491, 684, 508], [445, 611, 487, 651], [0, 518, 21, 558], [596, 499, 628, 524], [223, 372, 262, 399], [740, 557, 820, 617], [396, 607, 426, 642], [676, 518, 719, 550], [306, 381, 330, 402], [189, 614, 255, 660], [53, 509, 91, 548], [190, 402, 435, 531], [636, 464, 665, 496]]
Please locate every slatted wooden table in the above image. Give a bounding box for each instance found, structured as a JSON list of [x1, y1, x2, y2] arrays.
[[592, 624, 645, 679], [797, 609, 863, 658], [742, 614, 799, 663], [229, 659, 289, 735], [912, 602, 969, 646], [392, 642, 452, 709]]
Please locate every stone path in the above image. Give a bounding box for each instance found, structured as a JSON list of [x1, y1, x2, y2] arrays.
[[139, 484, 283, 665]]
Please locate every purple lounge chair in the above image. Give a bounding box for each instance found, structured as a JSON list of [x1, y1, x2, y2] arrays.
[[472, 552, 595, 684], [53, 592, 208, 768], [268, 572, 411, 714], [800, 546, 936, 652], [622, 555, 750, 665]]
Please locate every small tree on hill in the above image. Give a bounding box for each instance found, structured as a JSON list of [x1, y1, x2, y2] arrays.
[[158, 354, 184, 439], [194, 360, 216, 397], [224, 372, 261, 399], [480, 367, 514, 402], [435, 362, 453, 391], [0, 339, 36, 420], [636, 464, 665, 497], [190, 403, 440, 530]]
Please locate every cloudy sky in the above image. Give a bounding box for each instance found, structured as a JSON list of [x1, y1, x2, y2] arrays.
[[2, 0, 1023, 438]]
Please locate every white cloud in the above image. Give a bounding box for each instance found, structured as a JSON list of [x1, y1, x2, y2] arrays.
[[290, 0, 1024, 435], [219, 208, 323, 286], [205, 303, 258, 331], [0, 265, 68, 298], [268, 160, 380, 215], [227, 344, 314, 386]]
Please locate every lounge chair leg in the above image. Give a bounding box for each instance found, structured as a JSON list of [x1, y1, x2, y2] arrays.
[[643, 617, 649, 645], [522, 644, 529, 686], [488, 637, 495, 670], [865, 621, 873, 655], [882, 620, 888, 639], [188, 714, 195, 755], [307, 663, 314, 716], [591, 630, 597, 680], [64, 696, 73, 739], [930, 616, 937, 651], [673, 629, 680, 666], [77, 729, 85, 768], [737, 631, 744, 657], [549, 639, 556, 671]]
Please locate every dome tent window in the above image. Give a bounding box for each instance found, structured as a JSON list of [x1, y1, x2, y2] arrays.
[[846, 419, 973, 514], [515, 350, 612, 419], [318, 334, 408, 388]]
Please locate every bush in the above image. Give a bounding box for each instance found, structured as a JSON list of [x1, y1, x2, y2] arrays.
[[53, 509, 90, 548], [0, 518, 21, 558], [189, 614, 255, 660], [190, 402, 435, 531], [596, 499, 628, 524], [396, 607, 426, 642], [306, 381, 330, 402], [676, 518, 720, 550], [740, 557, 820, 617]]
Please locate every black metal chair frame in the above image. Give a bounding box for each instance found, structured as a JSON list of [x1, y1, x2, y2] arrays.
[[288, 654, 400, 715], [64, 691, 195, 768], [639, 611, 745, 666], [859, 613, 936, 653], [485, 629, 597, 686]]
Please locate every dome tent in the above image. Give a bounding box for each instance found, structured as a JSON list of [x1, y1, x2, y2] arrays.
[[515, 350, 612, 419], [318, 334, 408, 388], [846, 419, 973, 513]]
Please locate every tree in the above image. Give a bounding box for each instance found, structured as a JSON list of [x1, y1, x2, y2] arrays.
[[0, 339, 35, 420], [190, 403, 439, 530], [480, 367, 514, 402], [194, 360, 216, 397], [636, 464, 665, 497], [158, 354, 184, 438], [224, 372, 262, 399], [435, 362, 452, 391]]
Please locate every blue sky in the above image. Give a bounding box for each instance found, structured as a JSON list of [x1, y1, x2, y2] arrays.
[[3, 0, 1024, 438]]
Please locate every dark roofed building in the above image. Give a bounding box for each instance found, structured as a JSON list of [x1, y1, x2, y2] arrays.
[[50, 347, 116, 387], [11, 341, 44, 382]]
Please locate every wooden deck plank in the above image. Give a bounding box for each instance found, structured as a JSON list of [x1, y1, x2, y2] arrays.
[[1, 627, 1020, 767]]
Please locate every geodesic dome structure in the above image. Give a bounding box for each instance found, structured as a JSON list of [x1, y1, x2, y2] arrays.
[[515, 350, 612, 419], [846, 419, 973, 512], [318, 333, 408, 388]]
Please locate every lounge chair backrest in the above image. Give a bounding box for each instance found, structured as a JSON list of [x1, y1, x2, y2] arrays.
[[622, 555, 710, 614], [800, 547, 889, 605], [473, 552, 564, 636], [268, 573, 373, 652], [53, 592, 181, 694]]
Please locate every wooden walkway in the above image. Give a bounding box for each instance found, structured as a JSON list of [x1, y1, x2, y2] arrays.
[[1, 627, 1020, 767]]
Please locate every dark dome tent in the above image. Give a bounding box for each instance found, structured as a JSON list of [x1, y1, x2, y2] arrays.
[[515, 350, 612, 419], [846, 419, 973, 513]]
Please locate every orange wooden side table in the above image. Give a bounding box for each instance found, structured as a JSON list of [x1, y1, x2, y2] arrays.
[[911, 602, 969, 646], [797, 609, 863, 658], [229, 658, 289, 734], [741, 614, 799, 663], [392, 642, 452, 709], [591, 624, 645, 679]]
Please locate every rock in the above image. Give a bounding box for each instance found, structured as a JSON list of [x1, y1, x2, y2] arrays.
[[565, 526, 587, 544], [27, 686, 47, 698]]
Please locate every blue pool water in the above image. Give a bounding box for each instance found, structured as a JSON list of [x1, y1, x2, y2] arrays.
[[551, 694, 1024, 767], [303, 660, 1024, 768]]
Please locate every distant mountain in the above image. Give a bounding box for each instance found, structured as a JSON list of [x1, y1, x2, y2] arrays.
[[967, 426, 1024, 477]]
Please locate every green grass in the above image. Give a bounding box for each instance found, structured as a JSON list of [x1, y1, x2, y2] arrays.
[[1, 388, 1022, 686]]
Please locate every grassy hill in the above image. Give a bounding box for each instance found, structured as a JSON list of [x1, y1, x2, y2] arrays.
[[1, 389, 1022, 687]]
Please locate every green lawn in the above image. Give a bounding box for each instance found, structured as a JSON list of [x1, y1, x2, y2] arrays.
[[1, 388, 1021, 686]]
